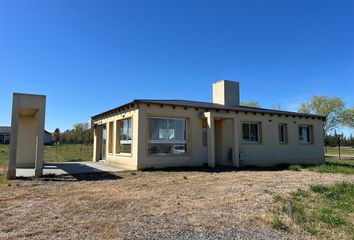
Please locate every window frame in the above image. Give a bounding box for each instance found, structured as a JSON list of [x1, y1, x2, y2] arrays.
[[116, 118, 132, 155], [279, 123, 288, 144], [298, 125, 313, 144], [241, 122, 261, 144], [147, 117, 188, 155]]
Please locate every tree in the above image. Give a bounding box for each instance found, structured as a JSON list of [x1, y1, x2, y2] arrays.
[[298, 96, 354, 135], [53, 128, 60, 144], [240, 101, 261, 108]]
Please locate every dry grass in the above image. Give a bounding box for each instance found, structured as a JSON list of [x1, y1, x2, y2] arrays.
[[1, 169, 354, 239]]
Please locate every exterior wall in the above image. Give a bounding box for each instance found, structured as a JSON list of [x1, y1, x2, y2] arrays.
[[136, 104, 206, 169], [93, 104, 325, 170], [92, 108, 139, 170], [235, 112, 324, 167]]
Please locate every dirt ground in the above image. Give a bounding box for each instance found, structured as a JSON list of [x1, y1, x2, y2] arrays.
[[1, 169, 353, 240]]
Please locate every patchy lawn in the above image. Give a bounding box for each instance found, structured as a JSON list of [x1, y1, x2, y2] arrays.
[[271, 181, 354, 239], [1, 170, 353, 239], [0, 144, 92, 183], [325, 147, 354, 156], [288, 157, 354, 175]]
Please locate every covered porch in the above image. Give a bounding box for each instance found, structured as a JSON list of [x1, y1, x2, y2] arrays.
[[203, 112, 240, 168]]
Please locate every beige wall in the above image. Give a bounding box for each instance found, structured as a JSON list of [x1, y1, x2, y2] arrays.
[[92, 108, 139, 170], [8, 93, 46, 179], [136, 104, 205, 169], [93, 103, 324, 170]]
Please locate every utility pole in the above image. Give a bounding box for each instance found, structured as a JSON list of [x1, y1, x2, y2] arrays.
[[335, 130, 343, 161]]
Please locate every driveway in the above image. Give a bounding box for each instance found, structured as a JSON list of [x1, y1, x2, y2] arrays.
[[15, 161, 128, 177]]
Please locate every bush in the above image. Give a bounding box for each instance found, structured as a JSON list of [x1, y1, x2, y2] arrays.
[[288, 165, 302, 171]]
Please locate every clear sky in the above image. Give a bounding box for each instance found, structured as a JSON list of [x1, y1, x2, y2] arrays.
[[0, 0, 353, 135]]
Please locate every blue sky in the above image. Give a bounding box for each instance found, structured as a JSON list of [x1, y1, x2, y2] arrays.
[[0, 0, 353, 135]]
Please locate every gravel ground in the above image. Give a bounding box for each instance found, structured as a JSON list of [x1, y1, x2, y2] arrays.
[[1, 169, 353, 240]]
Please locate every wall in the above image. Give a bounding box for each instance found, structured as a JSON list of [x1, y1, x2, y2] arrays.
[[137, 104, 206, 169], [16, 115, 37, 168], [92, 108, 139, 170], [235, 112, 324, 167]]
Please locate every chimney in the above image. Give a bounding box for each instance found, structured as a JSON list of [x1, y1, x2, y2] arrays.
[[212, 80, 240, 106]]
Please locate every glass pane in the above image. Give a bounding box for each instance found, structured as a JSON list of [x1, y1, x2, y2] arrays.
[[148, 143, 187, 154], [279, 125, 284, 142], [306, 127, 310, 143], [127, 119, 132, 140], [299, 127, 303, 142], [169, 119, 186, 141], [242, 123, 250, 141], [250, 124, 258, 142], [120, 144, 131, 153], [149, 118, 167, 140]]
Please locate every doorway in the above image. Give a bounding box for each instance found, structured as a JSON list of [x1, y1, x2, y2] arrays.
[[100, 126, 107, 160]]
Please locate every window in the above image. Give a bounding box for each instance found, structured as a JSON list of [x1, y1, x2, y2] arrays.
[[242, 122, 260, 143], [299, 125, 312, 144], [116, 118, 132, 153], [148, 117, 187, 154], [279, 124, 287, 144], [108, 121, 113, 153]]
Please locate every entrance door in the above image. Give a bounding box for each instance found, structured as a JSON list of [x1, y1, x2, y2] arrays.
[[202, 128, 208, 164], [101, 126, 107, 160]]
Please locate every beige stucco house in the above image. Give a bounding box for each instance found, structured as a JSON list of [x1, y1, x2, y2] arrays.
[[91, 80, 325, 170]]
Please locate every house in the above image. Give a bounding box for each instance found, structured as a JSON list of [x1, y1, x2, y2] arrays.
[[0, 126, 11, 144], [0, 126, 53, 145], [91, 80, 325, 170]]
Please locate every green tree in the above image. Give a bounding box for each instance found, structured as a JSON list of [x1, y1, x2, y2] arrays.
[[53, 128, 60, 144], [241, 101, 261, 108], [298, 96, 354, 135]]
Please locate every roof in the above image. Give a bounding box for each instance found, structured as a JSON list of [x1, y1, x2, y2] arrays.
[[92, 99, 326, 121], [0, 126, 11, 134]]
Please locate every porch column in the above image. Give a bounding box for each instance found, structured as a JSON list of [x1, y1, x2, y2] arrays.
[[203, 112, 215, 168], [233, 117, 240, 167], [93, 125, 98, 162]]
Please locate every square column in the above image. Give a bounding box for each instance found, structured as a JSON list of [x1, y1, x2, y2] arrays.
[[233, 118, 240, 167], [203, 112, 215, 168]]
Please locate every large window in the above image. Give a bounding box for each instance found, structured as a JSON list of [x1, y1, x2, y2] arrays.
[[242, 122, 260, 143], [279, 124, 287, 144], [116, 118, 132, 153], [148, 117, 187, 154], [299, 125, 312, 144]]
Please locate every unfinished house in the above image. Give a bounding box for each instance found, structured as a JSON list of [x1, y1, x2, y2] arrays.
[[91, 80, 325, 170]]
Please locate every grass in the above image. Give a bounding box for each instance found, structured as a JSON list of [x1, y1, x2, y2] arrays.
[[43, 144, 93, 163], [287, 156, 354, 175], [271, 182, 354, 239], [308, 157, 354, 175], [325, 146, 354, 156], [269, 215, 289, 231], [0, 144, 92, 183]]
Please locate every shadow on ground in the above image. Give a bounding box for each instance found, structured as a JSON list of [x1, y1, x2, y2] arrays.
[[141, 164, 303, 173]]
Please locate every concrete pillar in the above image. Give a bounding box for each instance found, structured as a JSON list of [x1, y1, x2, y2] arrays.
[[93, 125, 98, 162], [204, 112, 215, 168], [233, 118, 240, 167], [8, 93, 46, 179]]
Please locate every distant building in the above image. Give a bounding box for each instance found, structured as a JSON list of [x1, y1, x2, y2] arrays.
[[0, 126, 11, 144], [0, 126, 53, 145]]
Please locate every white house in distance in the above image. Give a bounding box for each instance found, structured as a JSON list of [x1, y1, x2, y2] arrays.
[[91, 80, 325, 170]]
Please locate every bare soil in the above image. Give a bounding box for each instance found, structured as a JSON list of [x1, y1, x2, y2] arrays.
[[1, 169, 353, 240]]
